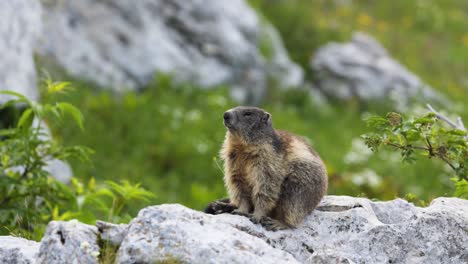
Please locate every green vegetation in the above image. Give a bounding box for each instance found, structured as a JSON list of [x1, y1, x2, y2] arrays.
[[47, 75, 452, 211], [363, 111, 468, 199], [0, 82, 153, 240]]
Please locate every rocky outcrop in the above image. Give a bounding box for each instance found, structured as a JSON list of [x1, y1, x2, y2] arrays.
[[0, 236, 39, 264], [0, 0, 41, 104], [311, 32, 445, 107], [1, 196, 467, 263], [39, 0, 303, 104]]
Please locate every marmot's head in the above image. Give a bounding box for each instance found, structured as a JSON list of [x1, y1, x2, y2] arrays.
[[223, 106, 273, 143]]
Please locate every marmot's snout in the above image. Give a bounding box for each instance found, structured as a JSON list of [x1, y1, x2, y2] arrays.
[[223, 110, 236, 128]]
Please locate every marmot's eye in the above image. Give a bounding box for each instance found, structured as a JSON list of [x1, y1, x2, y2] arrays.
[[243, 111, 252, 117]]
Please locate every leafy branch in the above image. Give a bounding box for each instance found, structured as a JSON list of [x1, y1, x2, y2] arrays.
[[362, 107, 468, 198]]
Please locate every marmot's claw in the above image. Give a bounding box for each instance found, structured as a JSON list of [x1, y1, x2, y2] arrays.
[[231, 209, 251, 218], [258, 217, 288, 231]]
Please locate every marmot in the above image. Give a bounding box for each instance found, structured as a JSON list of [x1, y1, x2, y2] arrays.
[[205, 106, 328, 231]]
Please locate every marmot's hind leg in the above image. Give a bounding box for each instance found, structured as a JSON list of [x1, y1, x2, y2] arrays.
[[204, 198, 237, 215]]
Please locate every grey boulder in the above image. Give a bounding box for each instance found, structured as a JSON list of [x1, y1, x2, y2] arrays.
[[36, 220, 100, 264], [311, 32, 445, 107], [39, 0, 303, 103]]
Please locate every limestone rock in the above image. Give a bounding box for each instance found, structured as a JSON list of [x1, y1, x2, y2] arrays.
[[36, 220, 100, 264], [3, 196, 466, 263], [0, 0, 41, 104], [116, 204, 299, 264], [311, 32, 445, 107], [0, 236, 39, 264], [39, 0, 303, 104], [115, 196, 467, 264]]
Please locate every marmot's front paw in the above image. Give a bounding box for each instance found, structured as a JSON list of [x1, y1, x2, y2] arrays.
[[204, 201, 237, 215]]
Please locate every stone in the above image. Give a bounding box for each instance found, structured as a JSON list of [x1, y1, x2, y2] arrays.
[[3, 196, 467, 263], [39, 0, 303, 104], [0, 0, 41, 104], [114, 196, 467, 264], [0, 236, 39, 264], [36, 220, 100, 264], [311, 32, 446, 107], [116, 204, 299, 264], [96, 220, 128, 247]]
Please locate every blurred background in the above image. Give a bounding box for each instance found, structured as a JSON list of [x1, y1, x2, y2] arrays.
[[2, 0, 468, 214]]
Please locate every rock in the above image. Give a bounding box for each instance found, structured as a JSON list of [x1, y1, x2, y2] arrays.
[[116, 204, 299, 264], [36, 220, 100, 264], [0, 236, 40, 264], [3, 196, 467, 263], [311, 32, 445, 107], [0, 0, 41, 104], [39, 0, 303, 104], [114, 196, 467, 264], [96, 220, 128, 247]]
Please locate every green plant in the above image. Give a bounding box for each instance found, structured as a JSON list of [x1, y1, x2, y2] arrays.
[[0, 81, 153, 240], [362, 106, 468, 198]]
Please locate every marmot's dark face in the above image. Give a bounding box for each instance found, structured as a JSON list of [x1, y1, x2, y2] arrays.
[[223, 106, 273, 143]]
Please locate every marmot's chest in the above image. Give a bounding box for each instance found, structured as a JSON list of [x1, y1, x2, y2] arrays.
[[228, 147, 285, 184]]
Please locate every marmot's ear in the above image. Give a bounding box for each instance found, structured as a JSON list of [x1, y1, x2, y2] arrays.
[[263, 112, 272, 126]]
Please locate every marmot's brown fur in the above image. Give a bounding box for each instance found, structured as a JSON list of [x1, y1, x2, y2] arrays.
[[205, 106, 328, 231]]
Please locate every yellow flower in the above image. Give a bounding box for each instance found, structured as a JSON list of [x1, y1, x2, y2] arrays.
[[377, 22, 388, 32], [462, 34, 468, 47], [402, 17, 412, 28], [357, 13, 372, 27]]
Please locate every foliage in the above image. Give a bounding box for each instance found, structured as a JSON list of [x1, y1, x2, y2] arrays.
[[46, 74, 455, 209], [0, 83, 153, 240], [363, 111, 468, 198]]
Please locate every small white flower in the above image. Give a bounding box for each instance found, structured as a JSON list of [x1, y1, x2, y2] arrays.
[[344, 138, 373, 165], [80, 241, 90, 250], [196, 142, 208, 154], [350, 169, 382, 187], [186, 110, 201, 122]]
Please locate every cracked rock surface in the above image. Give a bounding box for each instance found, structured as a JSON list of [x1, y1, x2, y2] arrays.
[[116, 196, 467, 263], [1, 196, 466, 263], [39, 0, 303, 104]]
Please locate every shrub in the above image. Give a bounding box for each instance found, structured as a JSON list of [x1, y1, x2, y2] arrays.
[[0, 81, 153, 240]]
